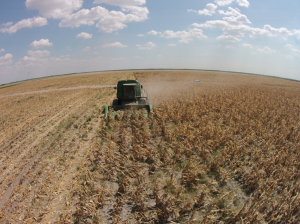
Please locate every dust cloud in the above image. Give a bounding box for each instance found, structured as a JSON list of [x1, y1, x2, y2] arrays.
[[142, 81, 197, 105], [135, 70, 300, 107]]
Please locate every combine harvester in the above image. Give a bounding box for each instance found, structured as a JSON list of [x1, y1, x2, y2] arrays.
[[104, 80, 152, 119]]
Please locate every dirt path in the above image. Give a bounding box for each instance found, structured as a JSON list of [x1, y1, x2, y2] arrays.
[[0, 84, 116, 99]]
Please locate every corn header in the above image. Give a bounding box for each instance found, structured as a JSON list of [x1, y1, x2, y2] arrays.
[[104, 80, 152, 119]]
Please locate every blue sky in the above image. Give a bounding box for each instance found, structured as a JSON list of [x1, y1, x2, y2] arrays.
[[0, 0, 300, 85]]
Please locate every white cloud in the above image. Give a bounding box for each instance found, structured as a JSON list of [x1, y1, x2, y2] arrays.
[[137, 34, 144, 37], [187, 9, 197, 13], [193, 20, 291, 38], [101, 42, 127, 48], [225, 45, 235, 48], [219, 7, 251, 25], [264, 25, 293, 36], [283, 37, 287, 41], [1, 22, 13, 27], [148, 30, 158, 35], [285, 55, 293, 60], [29, 39, 53, 49], [76, 32, 93, 39], [91, 0, 148, 33], [59, 6, 106, 28], [82, 47, 90, 51], [59, 6, 148, 33], [293, 29, 300, 39], [23, 50, 50, 64], [284, 44, 292, 49], [168, 44, 176, 47], [0, 53, 13, 67], [27, 50, 50, 58], [136, 42, 156, 50], [215, 0, 234, 6], [121, 5, 149, 17], [197, 3, 218, 16], [241, 43, 252, 48], [257, 46, 275, 53], [292, 48, 300, 57], [236, 0, 250, 7], [93, 0, 145, 7], [194, 7, 296, 40], [219, 7, 241, 16], [25, 0, 83, 19], [284, 44, 300, 57], [25, 0, 148, 34], [217, 35, 241, 42], [0, 17, 48, 34], [0, 49, 5, 53], [161, 28, 207, 43], [223, 15, 251, 25], [214, 0, 249, 7]]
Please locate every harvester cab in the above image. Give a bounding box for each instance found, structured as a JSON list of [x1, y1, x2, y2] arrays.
[[104, 80, 152, 119]]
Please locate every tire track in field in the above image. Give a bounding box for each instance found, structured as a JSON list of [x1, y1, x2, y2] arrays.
[[40, 93, 116, 222], [0, 88, 116, 223], [0, 84, 116, 99], [0, 91, 92, 191], [0, 90, 104, 212], [0, 75, 133, 222], [0, 89, 98, 161], [41, 113, 103, 222], [0, 104, 65, 154], [0, 89, 99, 154], [0, 90, 85, 156], [2, 93, 103, 222]]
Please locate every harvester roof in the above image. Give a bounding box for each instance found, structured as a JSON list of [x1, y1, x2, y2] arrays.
[[123, 83, 137, 86]]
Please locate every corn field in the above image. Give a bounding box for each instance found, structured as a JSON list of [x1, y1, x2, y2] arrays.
[[1, 71, 300, 223], [64, 82, 300, 223]]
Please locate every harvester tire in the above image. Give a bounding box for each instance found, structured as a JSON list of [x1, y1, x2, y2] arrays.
[[112, 99, 119, 106]]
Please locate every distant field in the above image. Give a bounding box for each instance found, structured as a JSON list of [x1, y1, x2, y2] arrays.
[[0, 70, 300, 223], [0, 71, 133, 95]]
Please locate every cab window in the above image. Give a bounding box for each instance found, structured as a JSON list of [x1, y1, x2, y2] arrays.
[[124, 86, 136, 98]]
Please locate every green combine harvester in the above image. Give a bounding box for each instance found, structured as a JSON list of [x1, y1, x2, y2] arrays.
[[104, 80, 152, 119]]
